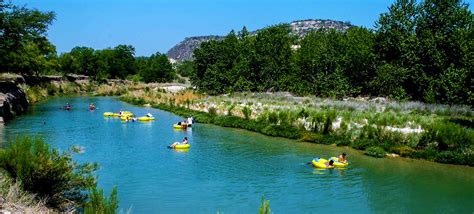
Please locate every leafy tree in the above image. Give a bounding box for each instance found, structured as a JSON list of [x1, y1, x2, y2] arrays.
[[0, 1, 56, 75], [296, 29, 352, 97], [139, 52, 175, 83], [343, 27, 376, 94], [175, 60, 194, 77], [374, 0, 422, 99], [253, 24, 295, 91], [415, 0, 473, 103], [108, 45, 136, 79]]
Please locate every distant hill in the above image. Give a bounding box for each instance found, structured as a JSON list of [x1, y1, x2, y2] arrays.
[[167, 19, 353, 62]]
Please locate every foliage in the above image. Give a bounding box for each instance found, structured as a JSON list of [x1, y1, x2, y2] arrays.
[[0, 170, 52, 213], [175, 60, 194, 77], [364, 146, 387, 158], [258, 195, 271, 214], [0, 1, 57, 76], [0, 136, 96, 209], [242, 106, 252, 120], [189, 0, 472, 105], [138, 52, 175, 83], [0, 135, 120, 212], [84, 186, 119, 214]]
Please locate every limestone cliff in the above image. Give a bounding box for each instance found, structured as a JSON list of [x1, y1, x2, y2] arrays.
[[0, 79, 29, 124]]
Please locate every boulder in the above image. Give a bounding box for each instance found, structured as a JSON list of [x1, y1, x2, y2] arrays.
[[0, 81, 29, 123]]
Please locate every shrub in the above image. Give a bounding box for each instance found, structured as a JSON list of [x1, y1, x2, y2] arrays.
[[390, 145, 415, 157], [298, 132, 323, 143], [208, 106, 217, 116], [227, 104, 236, 116], [242, 106, 252, 120], [84, 186, 119, 214], [261, 124, 300, 139], [418, 122, 474, 151], [351, 139, 376, 150], [267, 111, 279, 124], [259, 195, 271, 214], [364, 146, 387, 158], [0, 136, 97, 209]]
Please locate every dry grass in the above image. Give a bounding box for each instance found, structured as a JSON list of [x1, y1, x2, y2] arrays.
[[0, 172, 54, 214]]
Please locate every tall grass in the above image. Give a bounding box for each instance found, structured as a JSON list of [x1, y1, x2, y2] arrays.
[[0, 171, 52, 213], [258, 195, 271, 214]]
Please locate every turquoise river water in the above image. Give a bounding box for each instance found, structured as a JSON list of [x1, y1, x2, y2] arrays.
[[2, 97, 474, 213]]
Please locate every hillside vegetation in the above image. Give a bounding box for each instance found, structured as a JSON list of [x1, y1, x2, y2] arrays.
[[190, 0, 473, 106]]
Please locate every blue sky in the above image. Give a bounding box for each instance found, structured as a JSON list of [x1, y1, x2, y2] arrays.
[[14, 0, 474, 56]]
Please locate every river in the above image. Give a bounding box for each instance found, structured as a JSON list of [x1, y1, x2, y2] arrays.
[[2, 97, 473, 213]]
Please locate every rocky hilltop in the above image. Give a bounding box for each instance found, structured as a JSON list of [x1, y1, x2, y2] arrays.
[[167, 19, 353, 62], [166, 35, 224, 62]]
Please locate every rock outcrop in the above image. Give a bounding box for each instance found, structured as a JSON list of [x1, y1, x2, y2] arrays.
[[167, 36, 223, 62], [0, 80, 29, 125]]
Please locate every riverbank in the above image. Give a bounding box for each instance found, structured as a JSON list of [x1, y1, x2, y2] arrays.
[[121, 91, 473, 166]]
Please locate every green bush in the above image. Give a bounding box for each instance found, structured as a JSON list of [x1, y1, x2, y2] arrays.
[[84, 186, 119, 214], [0, 136, 97, 209], [267, 111, 279, 124], [351, 138, 376, 150], [389, 145, 415, 157], [298, 132, 323, 143], [418, 122, 474, 151], [364, 146, 387, 158], [258, 195, 271, 214], [208, 107, 217, 116], [261, 124, 300, 139], [242, 106, 252, 120]]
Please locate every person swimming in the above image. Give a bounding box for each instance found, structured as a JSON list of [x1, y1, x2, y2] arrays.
[[89, 103, 95, 110]]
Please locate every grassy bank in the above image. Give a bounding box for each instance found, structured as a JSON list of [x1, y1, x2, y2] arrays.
[[121, 92, 474, 166], [0, 136, 119, 213]]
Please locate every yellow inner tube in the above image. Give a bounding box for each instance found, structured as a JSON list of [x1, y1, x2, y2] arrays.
[[173, 124, 186, 129], [329, 157, 349, 167], [174, 144, 190, 149], [312, 158, 334, 169], [103, 112, 114, 116], [138, 116, 155, 121], [121, 116, 133, 121]]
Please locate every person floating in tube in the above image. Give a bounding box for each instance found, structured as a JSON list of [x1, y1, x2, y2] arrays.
[[337, 153, 347, 163], [169, 137, 188, 148]]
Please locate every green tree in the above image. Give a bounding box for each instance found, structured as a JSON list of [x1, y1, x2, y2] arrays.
[[415, 0, 473, 104], [343, 27, 376, 94], [175, 60, 194, 77], [296, 29, 352, 97], [109, 45, 136, 79], [254, 24, 295, 91], [0, 2, 56, 75], [139, 52, 175, 83], [374, 0, 421, 99]]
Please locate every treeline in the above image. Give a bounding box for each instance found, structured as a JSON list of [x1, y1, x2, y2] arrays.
[[58, 46, 175, 83], [0, 1, 176, 83], [191, 0, 473, 105]]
